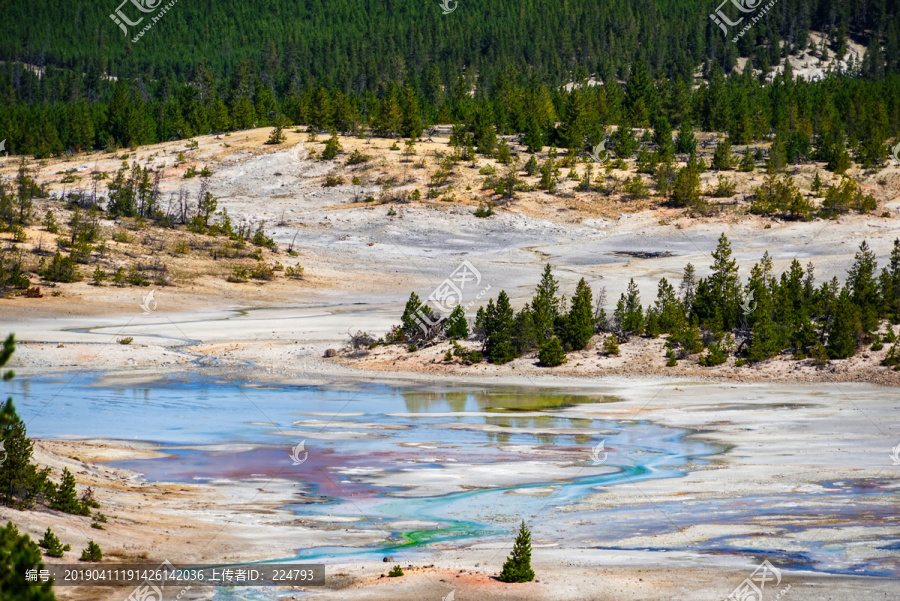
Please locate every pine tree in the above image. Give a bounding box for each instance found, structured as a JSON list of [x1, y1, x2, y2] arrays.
[[37, 528, 69, 558], [79, 540, 102, 562], [445, 306, 469, 339], [846, 241, 879, 335], [0, 521, 58, 600], [615, 279, 644, 335], [401, 292, 433, 341], [401, 85, 423, 140], [653, 116, 673, 159], [484, 291, 517, 364], [499, 521, 535, 582], [563, 278, 594, 351], [507, 305, 535, 355], [50, 468, 85, 515], [670, 157, 701, 208], [706, 234, 741, 331], [711, 139, 734, 170], [531, 264, 562, 342], [826, 289, 860, 359], [674, 118, 696, 155]]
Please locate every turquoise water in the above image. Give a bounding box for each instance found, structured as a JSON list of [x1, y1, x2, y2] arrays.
[[3, 373, 896, 601]]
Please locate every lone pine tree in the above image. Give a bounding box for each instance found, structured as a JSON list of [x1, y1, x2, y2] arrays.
[[499, 520, 535, 583]]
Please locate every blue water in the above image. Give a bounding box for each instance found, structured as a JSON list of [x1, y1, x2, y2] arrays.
[[3, 373, 896, 601]]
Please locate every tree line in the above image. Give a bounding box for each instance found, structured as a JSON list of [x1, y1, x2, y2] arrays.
[[0, 57, 898, 169], [393, 235, 900, 368]]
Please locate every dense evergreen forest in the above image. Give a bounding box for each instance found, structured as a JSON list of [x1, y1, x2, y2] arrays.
[[0, 0, 898, 159], [395, 236, 900, 368]]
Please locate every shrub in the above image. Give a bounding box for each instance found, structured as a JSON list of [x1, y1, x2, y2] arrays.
[[117, 337, 133, 345], [40, 253, 80, 283], [498, 521, 535, 583], [602, 334, 620, 356], [227, 266, 249, 283], [474, 203, 494, 218], [665, 347, 678, 366], [538, 337, 567, 367], [249, 262, 275, 280], [387, 565, 403, 577], [43, 210, 59, 233], [708, 175, 736, 197], [322, 133, 342, 159], [698, 341, 728, 366], [407, 344, 418, 353], [346, 149, 370, 165], [79, 541, 102, 562], [38, 528, 70, 558], [711, 139, 734, 170], [323, 175, 344, 187], [285, 265, 304, 279], [623, 175, 649, 199]]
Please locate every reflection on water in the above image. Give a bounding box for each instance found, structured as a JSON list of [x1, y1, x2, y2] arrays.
[[400, 388, 620, 413]]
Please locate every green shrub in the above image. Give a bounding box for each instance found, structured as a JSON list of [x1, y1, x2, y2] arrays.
[[387, 565, 403, 577], [346, 149, 370, 165], [49, 468, 90, 515], [602, 334, 620, 356], [322, 133, 342, 159], [39, 253, 80, 282], [538, 337, 567, 367], [474, 203, 494, 218], [227, 266, 249, 283], [79, 541, 102, 562], [117, 337, 133, 345], [249, 262, 275, 280], [698, 341, 728, 366], [38, 528, 70, 558]]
